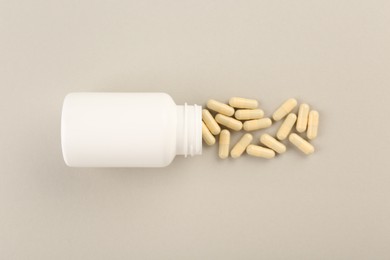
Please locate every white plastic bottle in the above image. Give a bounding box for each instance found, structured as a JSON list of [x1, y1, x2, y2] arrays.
[[61, 92, 202, 167]]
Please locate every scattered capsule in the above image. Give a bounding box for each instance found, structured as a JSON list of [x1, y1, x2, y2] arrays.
[[296, 103, 310, 133], [229, 97, 258, 109], [231, 133, 253, 158], [289, 133, 315, 155], [234, 109, 264, 120], [246, 145, 275, 159], [215, 114, 243, 131], [260, 134, 286, 154], [202, 122, 215, 145], [276, 113, 297, 140], [243, 118, 272, 131], [307, 110, 319, 140], [207, 99, 235, 116], [202, 109, 221, 135], [218, 129, 230, 159], [272, 98, 298, 121]]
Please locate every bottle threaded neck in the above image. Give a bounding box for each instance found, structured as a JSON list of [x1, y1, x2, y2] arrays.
[[176, 103, 202, 157]]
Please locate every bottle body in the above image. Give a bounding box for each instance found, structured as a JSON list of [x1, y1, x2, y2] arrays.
[[61, 92, 202, 167]]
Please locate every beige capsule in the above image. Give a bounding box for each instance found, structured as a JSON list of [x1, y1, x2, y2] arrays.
[[202, 109, 221, 135], [215, 114, 243, 131], [276, 113, 297, 140], [234, 109, 264, 120], [272, 98, 298, 121], [246, 145, 275, 159], [202, 122, 215, 145], [207, 99, 235, 116], [307, 110, 319, 140], [218, 129, 230, 159], [289, 133, 315, 155], [243, 118, 272, 131], [260, 134, 286, 154], [229, 97, 258, 109], [296, 103, 310, 133], [230, 133, 253, 158]]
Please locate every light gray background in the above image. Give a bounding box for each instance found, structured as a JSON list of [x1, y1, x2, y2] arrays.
[[1, 0, 389, 259]]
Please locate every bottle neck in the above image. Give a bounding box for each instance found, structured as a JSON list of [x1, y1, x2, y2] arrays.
[[176, 103, 202, 157]]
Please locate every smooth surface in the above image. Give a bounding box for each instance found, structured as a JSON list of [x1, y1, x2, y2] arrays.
[[206, 99, 235, 116], [260, 134, 287, 154], [296, 103, 310, 133], [202, 122, 215, 145], [62, 92, 178, 167], [307, 110, 320, 140], [202, 109, 221, 135], [230, 133, 253, 159], [1, 0, 390, 259], [235, 109, 264, 120], [218, 129, 230, 159], [246, 144, 276, 159], [277, 113, 298, 140], [272, 98, 298, 121], [243, 117, 272, 131], [289, 133, 315, 155], [215, 113, 243, 131], [229, 97, 258, 109]]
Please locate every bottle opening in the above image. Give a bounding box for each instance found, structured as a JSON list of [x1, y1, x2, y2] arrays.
[[176, 103, 202, 157]]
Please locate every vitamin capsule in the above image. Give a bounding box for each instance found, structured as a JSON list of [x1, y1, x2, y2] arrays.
[[202, 109, 221, 135], [276, 113, 297, 140], [229, 97, 258, 109], [260, 134, 286, 154], [230, 133, 253, 158], [215, 114, 243, 131], [289, 133, 315, 155], [234, 109, 264, 120], [218, 129, 230, 159], [246, 144, 275, 159], [207, 99, 235, 116], [272, 98, 298, 121], [243, 118, 272, 131], [296, 103, 310, 133], [202, 122, 215, 145], [307, 110, 319, 140]]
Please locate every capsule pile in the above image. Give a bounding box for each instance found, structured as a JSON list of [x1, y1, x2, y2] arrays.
[[202, 97, 319, 159]]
